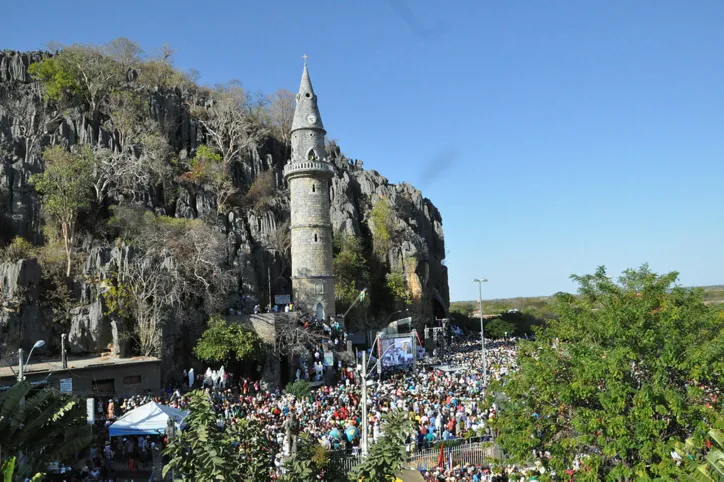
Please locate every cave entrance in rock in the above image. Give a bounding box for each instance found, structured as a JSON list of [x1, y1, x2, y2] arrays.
[[315, 303, 324, 320], [432, 298, 447, 320]]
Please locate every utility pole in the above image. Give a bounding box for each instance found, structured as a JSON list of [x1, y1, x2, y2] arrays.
[[17, 348, 24, 382], [268, 266, 273, 312], [360, 350, 368, 456], [61, 334, 68, 369], [473, 278, 488, 386]]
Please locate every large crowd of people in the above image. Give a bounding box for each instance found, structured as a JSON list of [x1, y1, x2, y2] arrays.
[[78, 331, 520, 481]]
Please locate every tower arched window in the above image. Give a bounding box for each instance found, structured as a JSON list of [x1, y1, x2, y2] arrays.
[[314, 233, 318, 243], [312, 184, 316, 193], [307, 148, 318, 161]]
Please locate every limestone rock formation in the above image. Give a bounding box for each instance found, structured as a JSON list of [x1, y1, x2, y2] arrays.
[[0, 50, 449, 360]]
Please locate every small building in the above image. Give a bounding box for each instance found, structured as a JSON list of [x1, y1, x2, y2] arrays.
[[0, 355, 161, 398]]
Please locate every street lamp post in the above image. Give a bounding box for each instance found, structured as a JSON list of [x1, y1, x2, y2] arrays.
[[473, 279, 488, 386], [18, 340, 45, 382]]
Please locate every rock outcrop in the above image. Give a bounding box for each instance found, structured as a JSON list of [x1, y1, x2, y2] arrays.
[[0, 50, 449, 362]]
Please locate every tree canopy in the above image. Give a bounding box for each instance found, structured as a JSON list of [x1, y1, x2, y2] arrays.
[[350, 409, 414, 481], [163, 390, 272, 481], [30, 145, 94, 276], [193, 314, 263, 364], [489, 265, 724, 480]]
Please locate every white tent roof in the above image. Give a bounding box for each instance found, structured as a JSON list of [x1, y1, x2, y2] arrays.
[[109, 401, 187, 437]]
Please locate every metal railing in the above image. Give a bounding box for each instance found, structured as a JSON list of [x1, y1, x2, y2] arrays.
[[330, 439, 504, 473], [283, 160, 334, 176]]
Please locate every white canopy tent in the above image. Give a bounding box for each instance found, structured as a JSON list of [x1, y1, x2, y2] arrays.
[[109, 401, 187, 437]]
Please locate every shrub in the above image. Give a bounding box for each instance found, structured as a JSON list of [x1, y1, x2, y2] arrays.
[[0, 236, 35, 262], [284, 380, 311, 399]]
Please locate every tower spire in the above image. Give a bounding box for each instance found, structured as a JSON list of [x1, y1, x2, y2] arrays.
[[291, 60, 324, 134]]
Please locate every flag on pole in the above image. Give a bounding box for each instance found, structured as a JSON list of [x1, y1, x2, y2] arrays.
[[437, 442, 444, 469]]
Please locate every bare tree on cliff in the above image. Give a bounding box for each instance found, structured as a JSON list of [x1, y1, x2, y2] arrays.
[[107, 206, 235, 356], [191, 83, 269, 165], [268, 220, 292, 278], [0, 83, 66, 164], [273, 315, 326, 359], [268, 89, 296, 158]]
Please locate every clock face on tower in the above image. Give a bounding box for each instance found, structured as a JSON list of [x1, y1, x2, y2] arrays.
[[307, 114, 317, 124]]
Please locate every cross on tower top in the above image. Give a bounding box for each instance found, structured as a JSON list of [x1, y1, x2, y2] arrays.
[[302, 54, 308, 66]]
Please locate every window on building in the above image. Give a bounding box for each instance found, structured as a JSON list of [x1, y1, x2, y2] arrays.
[[123, 375, 142, 385], [92, 379, 115, 395], [312, 184, 316, 193], [314, 233, 318, 242]]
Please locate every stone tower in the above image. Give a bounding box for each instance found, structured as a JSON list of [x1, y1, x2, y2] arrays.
[[283, 61, 336, 319]]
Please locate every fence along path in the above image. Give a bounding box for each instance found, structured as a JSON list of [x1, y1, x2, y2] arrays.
[[333, 440, 505, 473]]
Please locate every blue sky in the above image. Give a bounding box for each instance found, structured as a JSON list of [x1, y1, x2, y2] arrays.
[[3, 0, 723, 301]]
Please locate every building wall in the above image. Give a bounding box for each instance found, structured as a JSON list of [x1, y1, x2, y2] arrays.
[[0, 361, 162, 398], [291, 129, 326, 162], [288, 174, 335, 317]]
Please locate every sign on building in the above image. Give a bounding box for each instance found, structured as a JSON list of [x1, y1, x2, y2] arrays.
[[323, 352, 334, 367], [59, 378, 73, 393], [274, 295, 291, 305]]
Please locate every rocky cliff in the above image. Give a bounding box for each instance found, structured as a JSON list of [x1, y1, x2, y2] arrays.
[[0, 50, 448, 366]]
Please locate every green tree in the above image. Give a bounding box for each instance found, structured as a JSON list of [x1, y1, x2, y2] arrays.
[[182, 145, 236, 212], [29, 41, 132, 114], [677, 429, 724, 481], [484, 316, 515, 339], [280, 433, 348, 482], [1, 457, 44, 482], [333, 234, 370, 315], [368, 196, 396, 256], [284, 380, 311, 399], [385, 270, 411, 305], [163, 391, 272, 481], [350, 410, 413, 482], [193, 314, 263, 364], [489, 265, 724, 480], [0, 382, 91, 478], [30, 145, 94, 276], [242, 170, 277, 211]]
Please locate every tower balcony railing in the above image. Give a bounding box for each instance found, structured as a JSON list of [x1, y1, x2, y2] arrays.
[[283, 160, 335, 177]]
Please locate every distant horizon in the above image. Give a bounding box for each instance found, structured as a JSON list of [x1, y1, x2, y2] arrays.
[[452, 283, 724, 303]]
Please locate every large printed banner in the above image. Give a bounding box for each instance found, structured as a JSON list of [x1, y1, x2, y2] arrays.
[[380, 336, 415, 368]]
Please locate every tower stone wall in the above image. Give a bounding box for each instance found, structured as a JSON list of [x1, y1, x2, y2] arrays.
[[284, 63, 336, 319]]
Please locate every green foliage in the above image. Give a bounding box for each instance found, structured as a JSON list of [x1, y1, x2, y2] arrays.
[[484, 316, 516, 339], [0, 382, 91, 478], [242, 170, 276, 211], [163, 391, 272, 481], [677, 428, 724, 481], [489, 265, 724, 480], [284, 380, 311, 399], [27, 56, 81, 104], [193, 314, 263, 364], [0, 236, 35, 262], [385, 270, 411, 304], [368, 196, 396, 256], [183, 145, 235, 212], [1, 457, 44, 482], [30, 145, 94, 276], [350, 409, 413, 481], [333, 234, 370, 315], [29, 43, 130, 113], [279, 433, 347, 482]]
